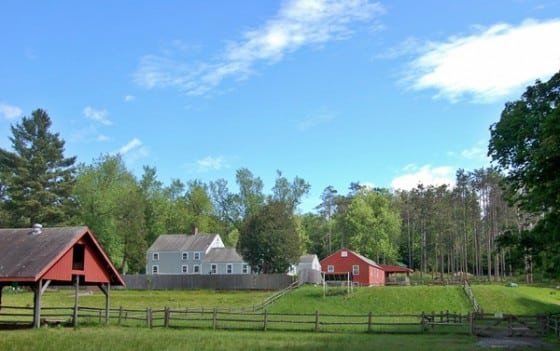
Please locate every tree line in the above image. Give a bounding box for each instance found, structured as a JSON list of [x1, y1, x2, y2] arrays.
[[1, 70, 559, 279]]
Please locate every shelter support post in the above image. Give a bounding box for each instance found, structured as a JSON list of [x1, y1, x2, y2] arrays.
[[98, 283, 110, 324], [73, 275, 80, 328], [0, 284, 3, 311], [32, 279, 51, 328]]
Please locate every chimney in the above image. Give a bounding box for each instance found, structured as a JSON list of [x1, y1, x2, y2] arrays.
[[32, 223, 43, 235], [192, 226, 198, 235]]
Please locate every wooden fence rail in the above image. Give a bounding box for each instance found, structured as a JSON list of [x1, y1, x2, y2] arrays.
[[2, 304, 560, 337]]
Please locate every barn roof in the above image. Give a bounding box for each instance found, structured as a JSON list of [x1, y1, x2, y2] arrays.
[[0, 226, 124, 285], [380, 264, 413, 273], [147, 234, 221, 252], [202, 248, 245, 263]]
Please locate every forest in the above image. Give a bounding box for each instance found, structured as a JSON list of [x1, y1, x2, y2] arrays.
[[1, 71, 559, 280]]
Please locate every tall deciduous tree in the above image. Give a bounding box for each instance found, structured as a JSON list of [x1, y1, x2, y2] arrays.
[[0, 109, 76, 226], [238, 200, 301, 273], [489, 70, 560, 275]]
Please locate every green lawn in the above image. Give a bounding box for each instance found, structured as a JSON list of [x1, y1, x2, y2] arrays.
[[472, 284, 560, 315], [0, 327, 499, 351], [269, 285, 472, 314]]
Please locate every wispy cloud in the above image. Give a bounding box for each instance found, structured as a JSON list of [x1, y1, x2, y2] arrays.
[[391, 164, 454, 191], [296, 107, 335, 132], [0, 103, 22, 120], [124, 95, 136, 102], [188, 156, 230, 173], [403, 19, 560, 102], [135, 0, 384, 96], [448, 140, 490, 162], [83, 106, 112, 125], [116, 138, 150, 164]]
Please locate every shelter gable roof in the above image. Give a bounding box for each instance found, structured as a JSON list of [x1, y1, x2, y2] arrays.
[[380, 264, 413, 273], [0, 226, 124, 285]]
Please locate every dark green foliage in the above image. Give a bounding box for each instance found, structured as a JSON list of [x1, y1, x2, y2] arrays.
[[489, 70, 560, 275], [238, 200, 301, 273], [0, 109, 76, 226]]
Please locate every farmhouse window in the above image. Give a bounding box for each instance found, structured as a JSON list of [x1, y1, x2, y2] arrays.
[[182, 265, 188, 273], [182, 252, 188, 260], [72, 244, 85, 270], [242, 264, 249, 274], [152, 265, 159, 274], [153, 252, 159, 261], [352, 265, 359, 275], [193, 264, 200, 273], [226, 264, 233, 274], [327, 265, 334, 272], [210, 264, 217, 274], [194, 252, 201, 260]]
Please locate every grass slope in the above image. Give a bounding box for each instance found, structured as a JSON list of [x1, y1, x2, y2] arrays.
[[472, 284, 560, 315], [269, 285, 472, 314]]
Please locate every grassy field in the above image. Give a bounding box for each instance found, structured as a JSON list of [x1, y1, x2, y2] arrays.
[[2, 284, 560, 350], [472, 284, 560, 315], [269, 285, 472, 314], [0, 327, 501, 351], [1, 288, 271, 310]]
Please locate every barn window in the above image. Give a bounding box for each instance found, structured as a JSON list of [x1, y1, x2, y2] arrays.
[[72, 244, 85, 270], [210, 264, 217, 274], [153, 252, 159, 261], [182, 252, 188, 260], [193, 264, 200, 273], [181, 265, 188, 273], [341, 250, 348, 257], [242, 264, 249, 274], [152, 265, 159, 274], [226, 264, 233, 274], [327, 265, 334, 273], [352, 265, 359, 275], [194, 252, 201, 260]]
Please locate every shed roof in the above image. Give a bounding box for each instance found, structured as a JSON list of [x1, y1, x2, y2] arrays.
[[380, 264, 413, 273], [147, 234, 221, 252], [202, 248, 245, 263], [0, 226, 124, 285]]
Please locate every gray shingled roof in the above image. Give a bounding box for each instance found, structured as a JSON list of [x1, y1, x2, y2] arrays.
[[299, 254, 318, 263], [0, 226, 123, 285], [202, 248, 245, 263], [147, 234, 220, 252]]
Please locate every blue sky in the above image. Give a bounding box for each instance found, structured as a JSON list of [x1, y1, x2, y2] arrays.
[[1, 0, 560, 212]]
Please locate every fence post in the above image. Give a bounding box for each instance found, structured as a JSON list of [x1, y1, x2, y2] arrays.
[[367, 312, 372, 333], [212, 308, 217, 330], [314, 310, 319, 332], [164, 307, 170, 328], [147, 307, 152, 328], [118, 306, 123, 325], [469, 312, 474, 335], [421, 312, 425, 333], [263, 309, 268, 331]]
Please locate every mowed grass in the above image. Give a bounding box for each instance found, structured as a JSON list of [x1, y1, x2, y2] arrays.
[[269, 285, 472, 314], [472, 284, 560, 315], [1, 288, 272, 310], [0, 327, 489, 351]]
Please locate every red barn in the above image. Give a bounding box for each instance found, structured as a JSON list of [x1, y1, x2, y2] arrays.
[[320, 248, 385, 286], [0, 225, 124, 327]]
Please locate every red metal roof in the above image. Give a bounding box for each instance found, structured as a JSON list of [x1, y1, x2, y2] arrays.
[[380, 264, 413, 273], [0, 226, 124, 286]]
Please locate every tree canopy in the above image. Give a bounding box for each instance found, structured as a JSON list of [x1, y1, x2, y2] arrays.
[[489, 70, 560, 274], [0, 109, 76, 226]]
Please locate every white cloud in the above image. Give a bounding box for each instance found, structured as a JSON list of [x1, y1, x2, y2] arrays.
[[448, 140, 490, 162], [83, 106, 112, 125], [391, 165, 454, 191], [0, 103, 22, 120], [191, 156, 229, 173], [135, 0, 383, 96], [119, 138, 143, 154], [124, 95, 136, 102], [404, 19, 560, 102]]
